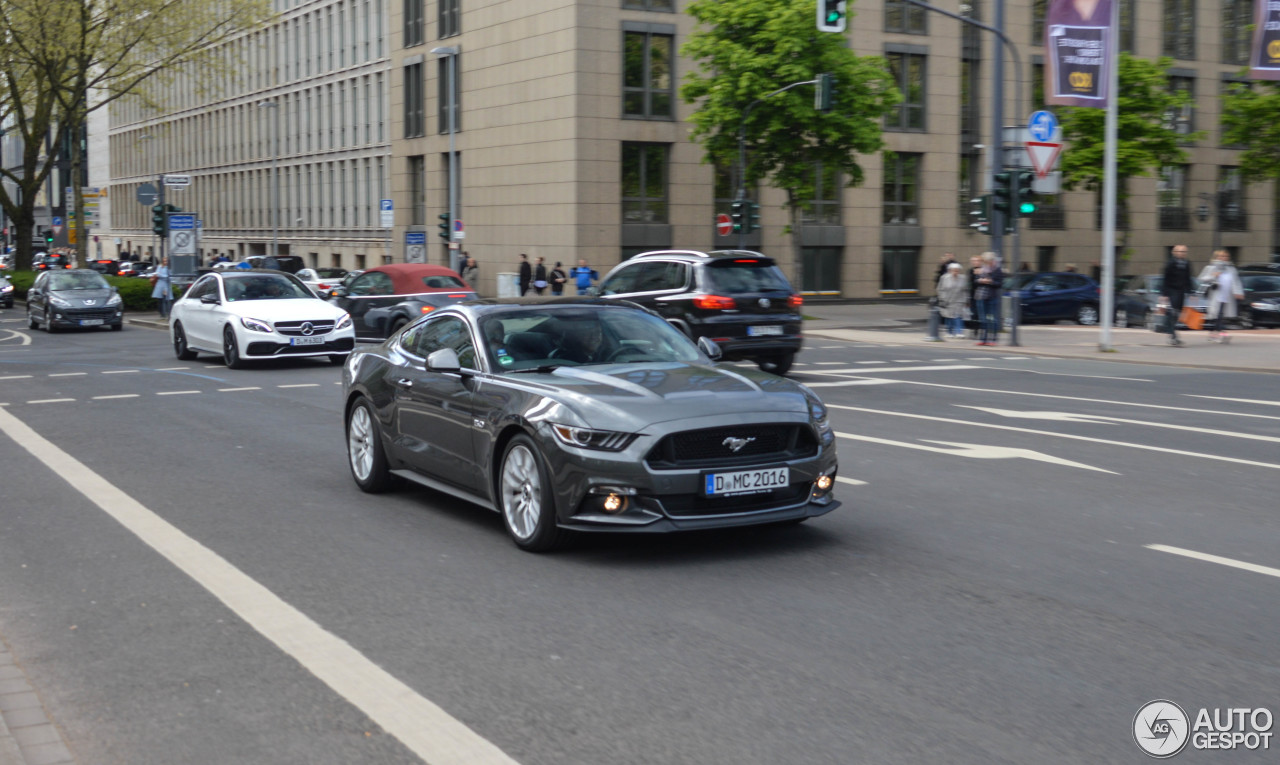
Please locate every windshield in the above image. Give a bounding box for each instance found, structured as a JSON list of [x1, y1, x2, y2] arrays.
[[223, 274, 315, 301], [1004, 274, 1036, 290], [48, 272, 109, 291], [479, 307, 702, 371], [316, 268, 348, 279], [702, 262, 792, 293]]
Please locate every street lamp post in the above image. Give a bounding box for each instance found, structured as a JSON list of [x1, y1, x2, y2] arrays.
[[431, 46, 459, 272], [258, 100, 280, 261]]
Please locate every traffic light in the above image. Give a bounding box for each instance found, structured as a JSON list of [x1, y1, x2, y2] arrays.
[[43, 228, 54, 245], [1016, 170, 1037, 215], [730, 200, 746, 233], [968, 196, 990, 235], [991, 171, 1013, 216], [747, 201, 761, 233], [815, 73, 835, 112], [817, 0, 847, 32], [437, 213, 451, 242], [152, 204, 167, 237]]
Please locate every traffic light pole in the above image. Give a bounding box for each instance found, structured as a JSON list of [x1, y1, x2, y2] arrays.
[[157, 174, 166, 265]]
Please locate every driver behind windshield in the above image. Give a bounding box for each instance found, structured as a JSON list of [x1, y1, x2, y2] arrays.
[[556, 320, 606, 363]]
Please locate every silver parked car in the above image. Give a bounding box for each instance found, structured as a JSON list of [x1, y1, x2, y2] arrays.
[[342, 299, 840, 551]]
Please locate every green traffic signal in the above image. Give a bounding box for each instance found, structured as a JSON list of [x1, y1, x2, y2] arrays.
[[817, 0, 847, 32], [730, 200, 746, 233], [1016, 171, 1037, 215]]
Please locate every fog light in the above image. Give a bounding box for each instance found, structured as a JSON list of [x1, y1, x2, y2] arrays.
[[602, 493, 626, 513], [815, 475, 833, 491]]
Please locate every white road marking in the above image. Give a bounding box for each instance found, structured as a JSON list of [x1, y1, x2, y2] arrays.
[[49, 372, 87, 377], [892, 359, 915, 363], [804, 379, 901, 388], [0, 375, 33, 380], [0, 406, 522, 765], [1000, 357, 1029, 360], [27, 398, 75, 404], [155, 367, 192, 371], [836, 432, 1116, 473], [855, 361, 881, 364], [278, 383, 319, 389], [0, 329, 32, 346], [1186, 395, 1280, 408], [804, 364, 980, 375], [976, 366, 1152, 382], [92, 394, 140, 400], [961, 406, 1280, 444], [203, 365, 224, 369], [102, 369, 140, 375], [814, 361, 846, 365], [1146, 545, 1280, 580], [218, 387, 261, 392], [156, 390, 201, 396], [829, 404, 1280, 471], [836, 476, 868, 486]]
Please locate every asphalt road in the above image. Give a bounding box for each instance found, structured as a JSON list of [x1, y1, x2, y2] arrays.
[[1, 315, 1277, 764]]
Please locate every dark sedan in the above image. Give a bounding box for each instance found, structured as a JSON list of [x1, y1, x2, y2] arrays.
[[1007, 272, 1103, 325], [26, 269, 124, 331], [328, 264, 476, 341], [342, 299, 840, 551], [0, 274, 14, 308]]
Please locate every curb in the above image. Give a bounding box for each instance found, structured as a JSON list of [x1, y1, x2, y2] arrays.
[[0, 636, 75, 765]]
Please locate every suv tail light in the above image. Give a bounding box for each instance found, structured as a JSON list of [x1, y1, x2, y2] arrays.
[[788, 294, 804, 307], [693, 295, 737, 310]]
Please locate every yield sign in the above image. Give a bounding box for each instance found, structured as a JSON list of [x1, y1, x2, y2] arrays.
[[1025, 141, 1062, 179], [716, 213, 733, 236]]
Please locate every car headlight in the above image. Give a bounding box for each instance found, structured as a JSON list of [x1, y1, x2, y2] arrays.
[[0, 284, 12, 293], [804, 391, 832, 435], [49, 295, 71, 307], [550, 424, 636, 451], [1250, 301, 1280, 311], [107, 293, 122, 306], [335, 313, 353, 330], [240, 317, 273, 333]]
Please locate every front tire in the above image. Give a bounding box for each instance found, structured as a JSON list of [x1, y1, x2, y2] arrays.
[[27, 306, 38, 329], [222, 325, 245, 369], [758, 351, 795, 376], [347, 399, 392, 492], [173, 322, 198, 360], [44, 308, 58, 333], [1076, 304, 1100, 326], [498, 434, 566, 552], [1115, 309, 1129, 327]]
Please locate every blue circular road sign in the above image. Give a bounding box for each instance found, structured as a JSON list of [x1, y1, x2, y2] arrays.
[[1029, 110, 1057, 142]]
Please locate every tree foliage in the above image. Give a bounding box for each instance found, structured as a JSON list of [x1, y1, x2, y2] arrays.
[[1057, 54, 1199, 195], [1220, 79, 1280, 184], [680, 0, 899, 209]]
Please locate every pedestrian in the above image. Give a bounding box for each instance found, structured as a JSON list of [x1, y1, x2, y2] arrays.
[[973, 251, 1004, 346], [517, 253, 532, 296], [1160, 244, 1194, 346], [1198, 249, 1245, 343], [571, 259, 598, 294], [936, 262, 969, 338], [934, 252, 957, 282], [1063, 263, 1078, 273], [151, 256, 173, 319], [550, 261, 568, 296], [458, 251, 469, 276], [967, 254, 983, 338], [462, 256, 480, 293], [533, 256, 548, 295]]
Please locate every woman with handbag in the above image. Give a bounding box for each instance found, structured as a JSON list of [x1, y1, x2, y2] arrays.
[[151, 257, 173, 319], [1198, 250, 1246, 343]]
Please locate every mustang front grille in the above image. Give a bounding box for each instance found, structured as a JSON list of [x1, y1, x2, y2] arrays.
[[644, 424, 818, 469]]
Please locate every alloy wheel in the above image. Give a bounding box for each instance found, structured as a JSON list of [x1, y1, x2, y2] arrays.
[[348, 405, 374, 482], [501, 443, 542, 541]]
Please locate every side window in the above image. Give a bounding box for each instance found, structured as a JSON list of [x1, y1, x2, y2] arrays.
[[633, 261, 675, 292], [600, 264, 641, 295], [658, 262, 687, 291], [413, 317, 477, 368], [349, 271, 392, 296]]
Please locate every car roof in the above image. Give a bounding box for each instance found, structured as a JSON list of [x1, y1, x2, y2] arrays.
[[629, 249, 770, 262], [364, 263, 475, 293], [212, 269, 296, 279]]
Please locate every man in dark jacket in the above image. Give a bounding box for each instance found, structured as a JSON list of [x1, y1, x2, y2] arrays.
[[1161, 244, 1194, 346], [518, 253, 532, 296]]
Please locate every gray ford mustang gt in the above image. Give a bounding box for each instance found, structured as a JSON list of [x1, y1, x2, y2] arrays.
[[342, 298, 840, 551]]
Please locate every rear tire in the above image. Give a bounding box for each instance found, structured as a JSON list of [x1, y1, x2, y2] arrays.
[[1076, 304, 1100, 326], [346, 399, 393, 493], [173, 322, 198, 360], [758, 351, 795, 376]]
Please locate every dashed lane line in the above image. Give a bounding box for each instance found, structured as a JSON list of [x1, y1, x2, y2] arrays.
[[102, 369, 140, 374], [0, 375, 32, 380], [804, 379, 900, 389], [803, 365, 980, 375], [155, 367, 193, 371], [836, 476, 868, 486], [1186, 395, 1280, 408], [48, 372, 87, 377], [28, 398, 75, 404], [278, 383, 320, 389], [156, 390, 201, 396], [92, 394, 140, 400], [1146, 545, 1280, 580], [219, 387, 262, 392]]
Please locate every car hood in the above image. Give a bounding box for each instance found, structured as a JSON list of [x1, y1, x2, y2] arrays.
[[51, 288, 114, 305], [225, 298, 348, 321], [496, 362, 812, 431]]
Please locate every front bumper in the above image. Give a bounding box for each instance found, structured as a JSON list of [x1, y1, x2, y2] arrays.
[[243, 333, 356, 358], [47, 306, 124, 327]]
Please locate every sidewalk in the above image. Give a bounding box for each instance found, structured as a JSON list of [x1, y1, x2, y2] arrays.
[[802, 300, 1280, 374]]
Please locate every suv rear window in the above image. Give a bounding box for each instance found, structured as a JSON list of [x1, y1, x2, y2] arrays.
[[702, 261, 792, 293]]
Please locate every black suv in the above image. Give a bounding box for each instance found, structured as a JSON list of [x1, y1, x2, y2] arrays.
[[596, 250, 803, 374]]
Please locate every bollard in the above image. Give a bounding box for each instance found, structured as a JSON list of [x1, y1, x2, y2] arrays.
[[925, 297, 943, 341]]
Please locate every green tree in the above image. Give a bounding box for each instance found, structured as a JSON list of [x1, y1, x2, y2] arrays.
[[1057, 54, 1200, 251], [1221, 79, 1280, 184], [680, 0, 899, 285], [0, 0, 269, 270]]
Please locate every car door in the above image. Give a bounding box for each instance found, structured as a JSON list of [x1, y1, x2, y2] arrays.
[[336, 271, 398, 339], [28, 273, 48, 317], [389, 316, 484, 492], [182, 277, 224, 349]]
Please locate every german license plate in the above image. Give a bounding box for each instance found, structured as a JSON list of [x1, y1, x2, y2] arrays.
[[80, 319, 104, 326], [704, 467, 789, 496], [290, 336, 325, 346], [747, 325, 783, 336]]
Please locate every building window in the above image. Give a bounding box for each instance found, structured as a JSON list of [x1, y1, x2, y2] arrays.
[[958, 151, 981, 226], [409, 155, 425, 226], [621, 143, 668, 224], [404, 0, 423, 47], [1219, 166, 1247, 231], [1222, 0, 1252, 65], [437, 55, 461, 133], [1166, 75, 1195, 140], [886, 51, 926, 130], [1032, 0, 1045, 43], [881, 247, 920, 293], [885, 0, 926, 33], [404, 62, 424, 138], [1119, 0, 1135, 52], [439, 0, 458, 38], [1035, 246, 1056, 272], [801, 247, 843, 294], [1163, 0, 1195, 59], [883, 152, 921, 225], [961, 59, 981, 139], [622, 0, 673, 11], [623, 31, 674, 119], [1095, 180, 1131, 230], [802, 163, 841, 224], [1157, 165, 1191, 230]]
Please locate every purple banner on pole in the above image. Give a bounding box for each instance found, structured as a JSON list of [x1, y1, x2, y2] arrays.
[[1250, 0, 1280, 79], [1044, 0, 1114, 108]]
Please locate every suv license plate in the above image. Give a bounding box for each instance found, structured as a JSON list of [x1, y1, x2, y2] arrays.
[[80, 319, 104, 326], [290, 336, 325, 346], [704, 467, 789, 496], [747, 325, 783, 336]]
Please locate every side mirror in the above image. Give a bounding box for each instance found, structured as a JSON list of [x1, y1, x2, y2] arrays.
[[426, 347, 461, 372], [329, 287, 347, 298], [697, 336, 723, 361], [200, 293, 219, 305]]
